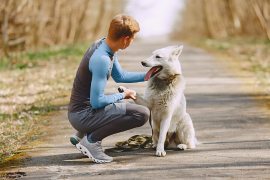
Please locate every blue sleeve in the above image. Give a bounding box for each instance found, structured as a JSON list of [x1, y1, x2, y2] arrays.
[[89, 55, 125, 109], [111, 56, 147, 83]]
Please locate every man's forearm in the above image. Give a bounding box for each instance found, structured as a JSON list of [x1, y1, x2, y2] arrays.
[[113, 71, 146, 83]]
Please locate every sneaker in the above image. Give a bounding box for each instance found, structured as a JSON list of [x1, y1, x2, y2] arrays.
[[76, 136, 113, 163], [70, 132, 83, 145]]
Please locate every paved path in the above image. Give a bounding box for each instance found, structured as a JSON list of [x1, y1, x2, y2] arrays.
[[2, 38, 270, 179]]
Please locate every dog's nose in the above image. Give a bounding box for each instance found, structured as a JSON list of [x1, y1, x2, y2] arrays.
[[141, 62, 147, 66]]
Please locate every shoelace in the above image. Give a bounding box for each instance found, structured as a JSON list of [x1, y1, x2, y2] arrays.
[[96, 142, 105, 154]]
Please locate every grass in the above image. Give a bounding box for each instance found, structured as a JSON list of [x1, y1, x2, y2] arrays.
[[0, 41, 91, 162], [0, 43, 87, 70], [188, 37, 270, 89]]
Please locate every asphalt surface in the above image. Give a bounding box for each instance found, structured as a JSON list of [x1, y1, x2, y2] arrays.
[[2, 38, 270, 179]]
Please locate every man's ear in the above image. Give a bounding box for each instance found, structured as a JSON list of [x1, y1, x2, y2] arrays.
[[172, 45, 183, 58], [124, 36, 129, 43]]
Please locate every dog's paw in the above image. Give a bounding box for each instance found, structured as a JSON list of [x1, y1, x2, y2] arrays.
[[177, 144, 187, 150], [156, 150, 166, 157], [118, 86, 126, 93]]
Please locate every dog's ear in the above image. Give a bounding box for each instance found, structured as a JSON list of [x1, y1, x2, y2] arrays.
[[172, 45, 183, 58]]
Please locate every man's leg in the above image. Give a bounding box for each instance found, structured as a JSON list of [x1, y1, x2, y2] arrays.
[[70, 131, 84, 145], [70, 100, 128, 145], [77, 103, 150, 163], [89, 103, 150, 142]]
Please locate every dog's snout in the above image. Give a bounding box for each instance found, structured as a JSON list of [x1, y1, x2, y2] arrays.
[[141, 61, 147, 66]]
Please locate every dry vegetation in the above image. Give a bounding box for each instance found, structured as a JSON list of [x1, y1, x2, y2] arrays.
[[173, 0, 270, 39], [0, 42, 92, 162], [0, 0, 124, 162], [172, 0, 270, 90], [191, 37, 270, 89], [0, 0, 124, 57]]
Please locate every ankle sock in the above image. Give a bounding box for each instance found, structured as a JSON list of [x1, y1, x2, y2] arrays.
[[87, 133, 97, 143]]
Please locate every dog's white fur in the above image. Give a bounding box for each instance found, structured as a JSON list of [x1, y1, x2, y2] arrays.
[[120, 45, 198, 157]]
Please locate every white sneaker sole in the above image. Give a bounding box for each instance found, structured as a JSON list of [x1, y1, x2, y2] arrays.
[[76, 142, 112, 163], [73, 138, 84, 156]]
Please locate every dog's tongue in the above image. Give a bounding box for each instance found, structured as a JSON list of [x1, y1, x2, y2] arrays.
[[144, 66, 159, 81]]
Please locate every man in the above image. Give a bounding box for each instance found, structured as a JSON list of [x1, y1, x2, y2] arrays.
[[68, 14, 149, 163]]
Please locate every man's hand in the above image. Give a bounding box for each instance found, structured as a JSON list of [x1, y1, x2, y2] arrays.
[[118, 86, 137, 100]]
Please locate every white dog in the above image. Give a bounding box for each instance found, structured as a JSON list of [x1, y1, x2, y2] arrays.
[[119, 45, 199, 157]]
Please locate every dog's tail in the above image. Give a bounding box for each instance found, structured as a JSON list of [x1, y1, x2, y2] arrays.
[[195, 137, 202, 145]]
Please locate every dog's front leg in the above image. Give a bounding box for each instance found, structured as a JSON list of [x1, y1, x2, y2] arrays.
[[133, 93, 152, 110], [118, 86, 152, 110], [156, 117, 171, 157]]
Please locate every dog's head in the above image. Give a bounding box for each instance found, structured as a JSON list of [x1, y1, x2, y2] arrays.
[[142, 45, 183, 80]]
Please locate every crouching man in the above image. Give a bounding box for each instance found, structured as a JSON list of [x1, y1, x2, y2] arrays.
[[68, 14, 149, 163]]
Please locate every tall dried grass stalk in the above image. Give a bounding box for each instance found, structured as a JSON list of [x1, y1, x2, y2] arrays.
[[173, 0, 270, 40], [0, 0, 125, 56]]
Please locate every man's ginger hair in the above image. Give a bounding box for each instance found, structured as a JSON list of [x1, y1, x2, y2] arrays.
[[108, 14, 140, 41]]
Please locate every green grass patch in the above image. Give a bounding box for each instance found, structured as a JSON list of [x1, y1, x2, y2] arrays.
[[25, 45, 86, 61], [0, 42, 90, 70]]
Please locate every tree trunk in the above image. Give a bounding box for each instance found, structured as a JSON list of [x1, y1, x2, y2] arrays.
[[93, 0, 106, 38], [1, 9, 9, 57], [251, 0, 270, 40]]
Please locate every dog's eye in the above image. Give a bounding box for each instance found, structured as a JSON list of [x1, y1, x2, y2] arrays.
[[156, 55, 161, 58]]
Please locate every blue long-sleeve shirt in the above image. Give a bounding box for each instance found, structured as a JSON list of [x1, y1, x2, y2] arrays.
[[88, 38, 146, 109], [69, 38, 146, 112]]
